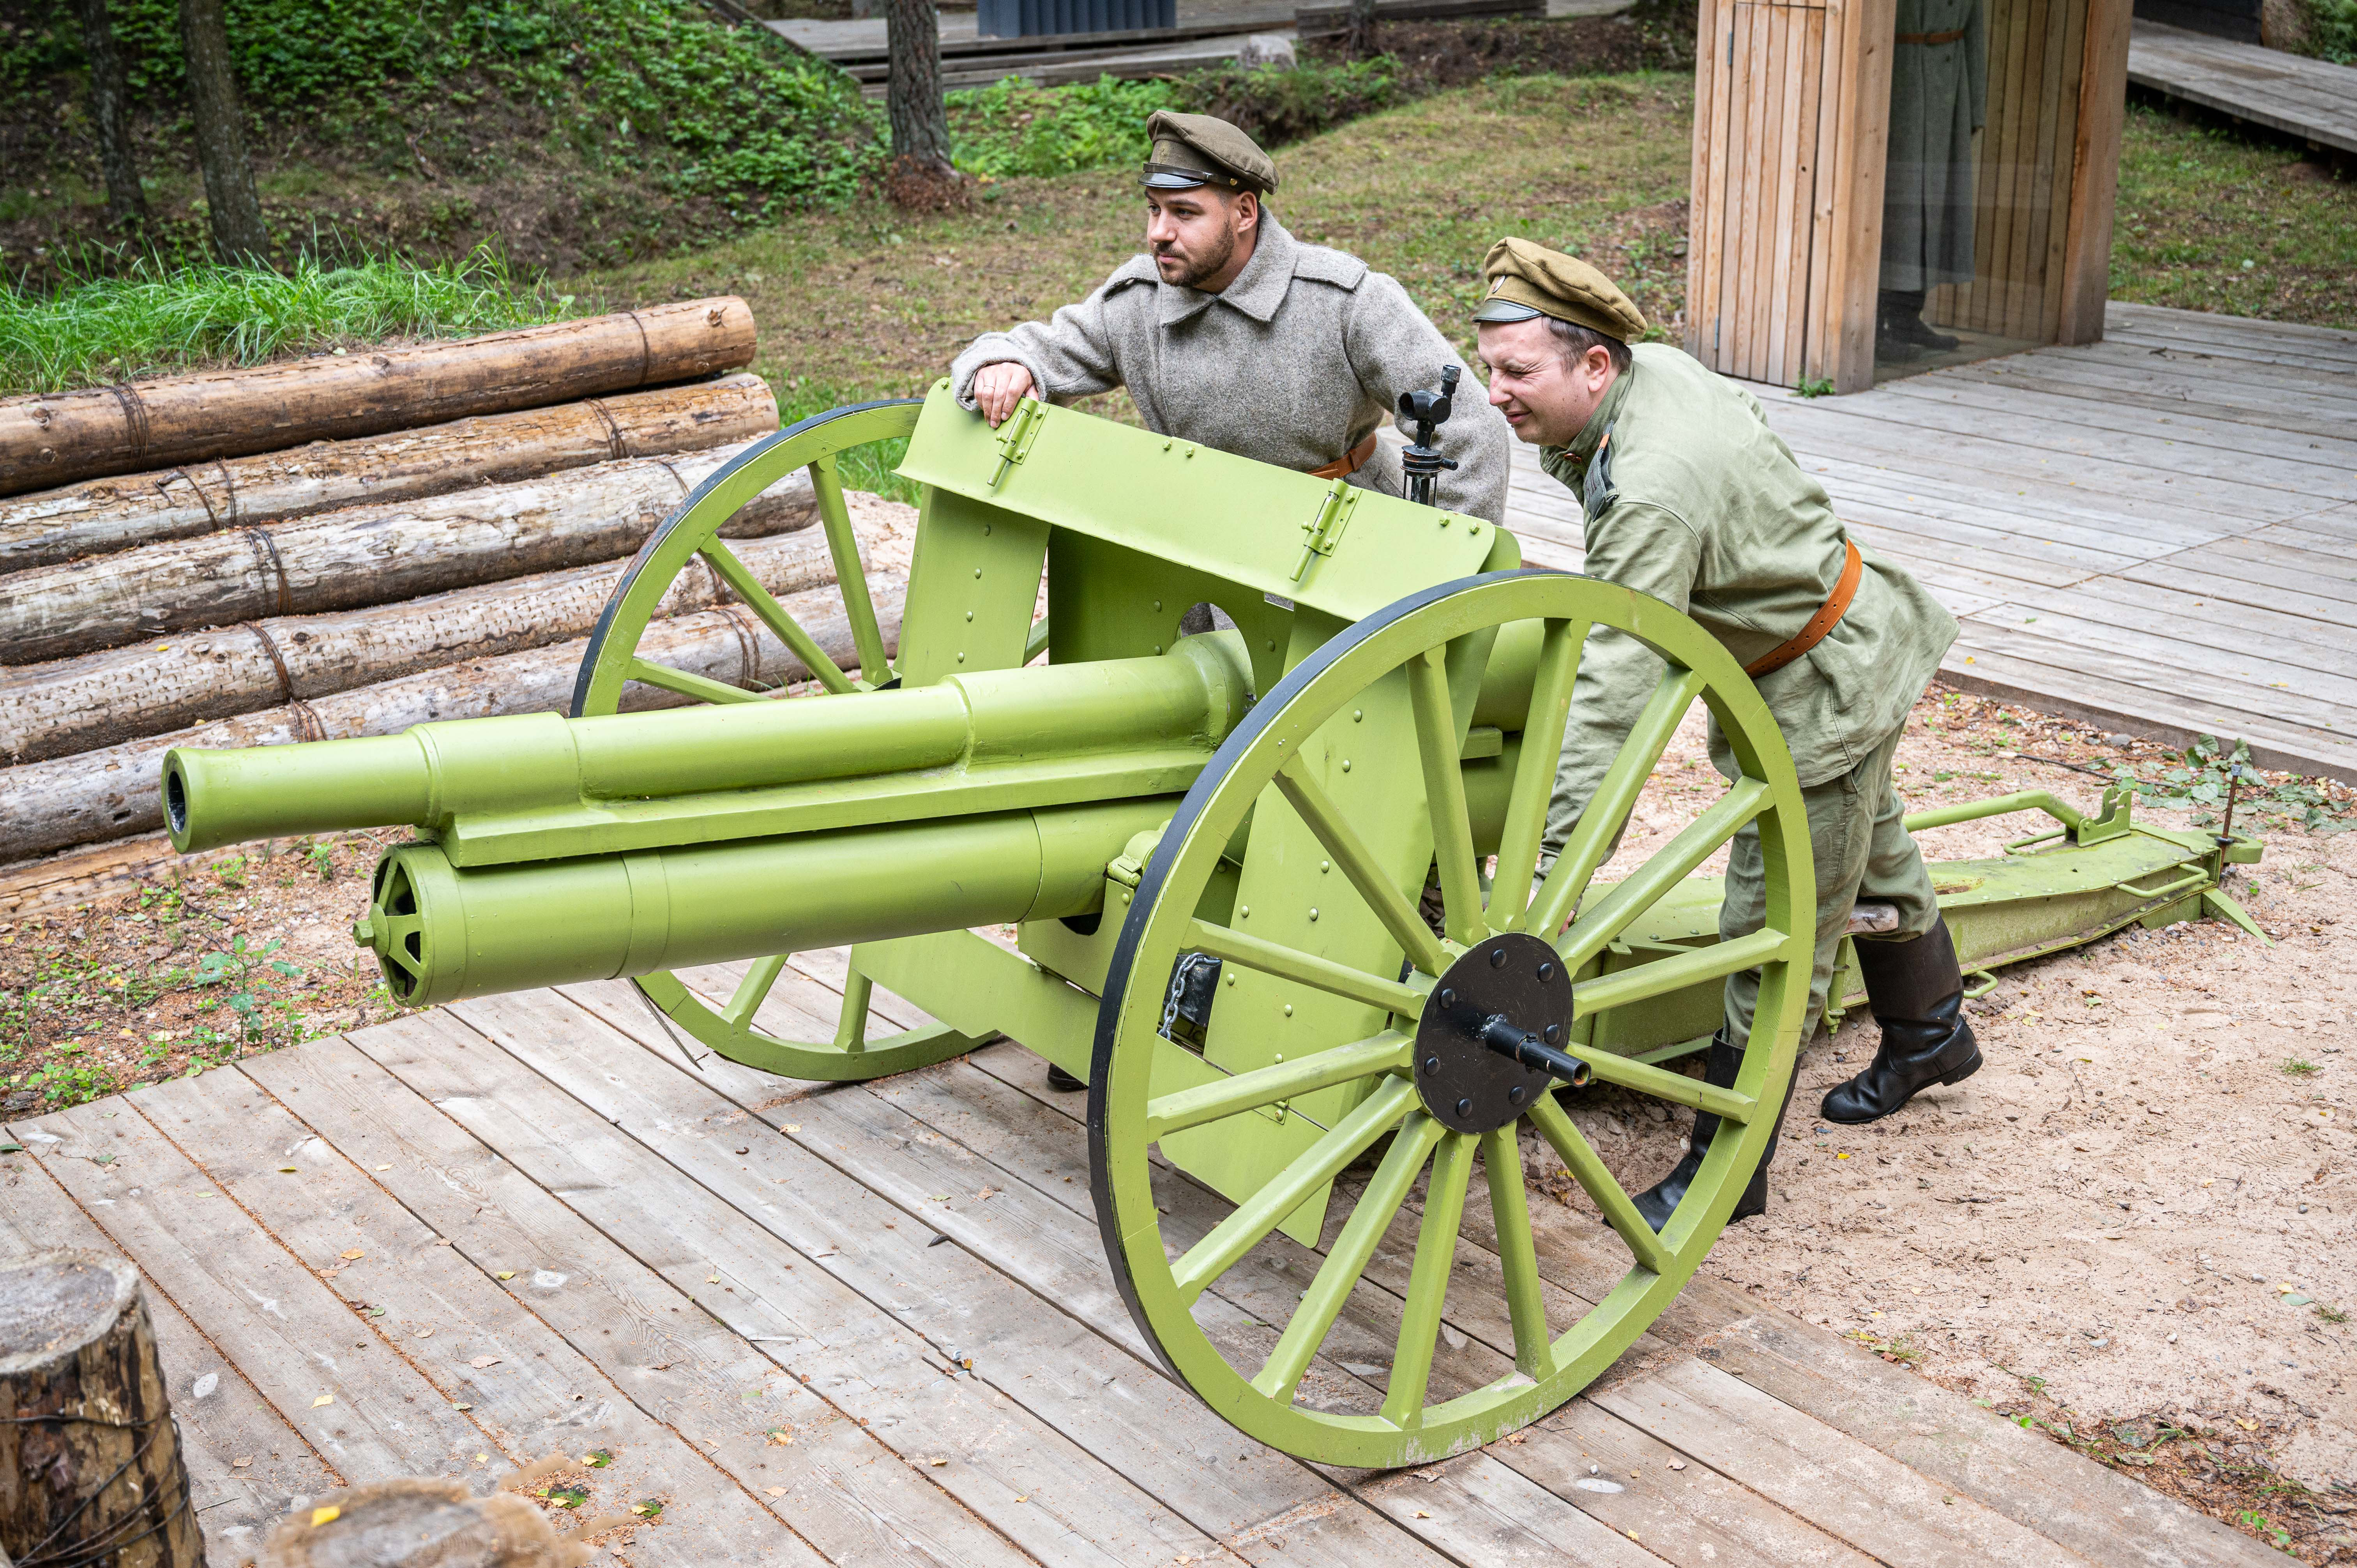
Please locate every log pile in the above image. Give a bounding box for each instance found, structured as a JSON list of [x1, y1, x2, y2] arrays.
[[0, 299, 912, 913]]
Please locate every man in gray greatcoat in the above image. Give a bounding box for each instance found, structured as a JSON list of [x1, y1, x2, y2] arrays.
[[951, 111, 1511, 527], [1880, 0, 1987, 359]]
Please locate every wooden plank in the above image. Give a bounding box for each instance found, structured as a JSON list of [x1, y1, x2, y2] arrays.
[[242, 1031, 1037, 1568], [2101, 323, 2357, 380], [1591, 1360, 2097, 1565], [5, 1100, 496, 1496], [2195, 529, 2357, 588], [1830, 0, 1895, 389], [1963, 600, 2357, 707], [2113, 557, 2357, 629], [334, 1003, 1261, 1568], [1951, 609, 2357, 729], [1499, 1400, 1878, 1568], [1935, 362, 2357, 454], [1938, 637, 2357, 782], [1352, 1457, 1667, 1566], [132, 1064, 822, 1568], [449, 984, 1449, 1564], [1684, 0, 1723, 364], [1804, 0, 1845, 380], [2041, 336, 2357, 408], [2106, 300, 2357, 360], [1763, 1, 1806, 388], [1690, 1314, 2289, 1568], [0, 1143, 340, 1565], [1847, 383, 2357, 500], [1987, 572, 2357, 663]]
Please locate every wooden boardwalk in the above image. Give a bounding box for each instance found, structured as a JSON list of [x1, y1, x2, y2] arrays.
[[1501, 301, 2357, 782], [2127, 20, 2357, 158], [3, 956, 2279, 1568]]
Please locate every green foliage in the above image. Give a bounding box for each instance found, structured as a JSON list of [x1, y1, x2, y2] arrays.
[[191, 935, 305, 1046], [1794, 374, 1835, 398], [1170, 56, 1403, 146], [2302, 0, 2357, 62], [0, 247, 575, 396], [4, 0, 884, 226], [10, 1058, 119, 1108], [949, 76, 1173, 180], [2109, 735, 2353, 835]]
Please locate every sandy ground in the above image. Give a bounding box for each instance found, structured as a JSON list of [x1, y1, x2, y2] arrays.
[[1531, 685, 2357, 1548]]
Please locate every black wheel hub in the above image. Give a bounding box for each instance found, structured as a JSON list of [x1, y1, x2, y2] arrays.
[[1413, 932, 1587, 1135]]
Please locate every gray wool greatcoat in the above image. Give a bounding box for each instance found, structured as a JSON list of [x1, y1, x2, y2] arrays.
[[1882, 0, 1988, 293], [949, 215, 1512, 523]]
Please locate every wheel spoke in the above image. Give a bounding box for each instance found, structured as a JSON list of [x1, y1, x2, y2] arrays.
[[698, 541, 858, 695], [1380, 1130, 1476, 1427], [1146, 1031, 1412, 1141], [625, 655, 765, 706], [723, 953, 790, 1031], [1170, 1077, 1418, 1306], [1575, 1050, 1755, 1123], [1186, 919, 1426, 1021], [1272, 759, 1448, 976], [809, 454, 893, 684], [1490, 619, 1587, 932], [1407, 648, 1485, 947], [1573, 927, 1787, 1021], [1555, 778, 1772, 970], [1251, 1114, 1445, 1404], [1527, 666, 1708, 937], [1480, 1127, 1555, 1379], [834, 967, 875, 1052], [1526, 1093, 1672, 1274], [1024, 615, 1051, 664]]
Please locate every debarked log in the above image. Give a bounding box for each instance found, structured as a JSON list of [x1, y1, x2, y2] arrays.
[[258, 1478, 588, 1568], [0, 440, 815, 666], [0, 297, 757, 496], [0, 575, 906, 862], [0, 523, 861, 763], [0, 373, 779, 573], [0, 1251, 201, 1568]]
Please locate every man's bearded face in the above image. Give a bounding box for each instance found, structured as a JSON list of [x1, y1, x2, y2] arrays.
[[1146, 189, 1250, 289]]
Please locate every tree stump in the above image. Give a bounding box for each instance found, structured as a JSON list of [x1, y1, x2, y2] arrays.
[[0, 1250, 199, 1568], [259, 1480, 588, 1568]]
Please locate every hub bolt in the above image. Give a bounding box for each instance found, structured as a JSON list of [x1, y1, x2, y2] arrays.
[[1508, 1085, 1526, 1105], [1455, 1098, 1473, 1117], [1422, 1056, 1440, 1076], [1543, 1023, 1562, 1046], [1438, 988, 1456, 1008], [1489, 947, 1509, 968], [1538, 962, 1557, 982]]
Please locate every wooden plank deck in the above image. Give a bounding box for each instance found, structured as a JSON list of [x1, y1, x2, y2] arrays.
[[2126, 19, 2357, 158], [3, 956, 2279, 1568], [1497, 300, 2357, 782]]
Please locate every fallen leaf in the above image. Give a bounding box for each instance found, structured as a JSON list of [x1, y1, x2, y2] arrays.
[[707, 1274, 720, 1284], [277, 1166, 299, 1174], [470, 1355, 502, 1369], [765, 1487, 786, 1497], [496, 1271, 516, 1280], [375, 1164, 390, 1171], [232, 1456, 253, 1468], [929, 1457, 947, 1467], [311, 1504, 341, 1527], [339, 1249, 364, 1261], [312, 1394, 334, 1407], [2237, 1418, 2258, 1431], [584, 1450, 612, 1468], [451, 1402, 472, 1411], [1413, 1510, 1431, 1519], [785, 1124, 801, 1133], [415, 1328, 434, 1338], [631, 1500, 663, 1517]]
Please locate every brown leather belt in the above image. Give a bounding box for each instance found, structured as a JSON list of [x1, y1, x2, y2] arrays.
[[1896, 26, 1966, 41], [1745, 539, 1862, 677], [1309, 432, 1379, 480]]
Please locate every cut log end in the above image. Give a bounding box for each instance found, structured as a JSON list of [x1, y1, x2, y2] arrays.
[[0, 1250, 139, 1372], [0, 1250, 200, 1568], [259, 1480, 590, 1568]]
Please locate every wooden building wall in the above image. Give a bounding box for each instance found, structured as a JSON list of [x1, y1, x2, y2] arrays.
[[1684, 0, 2131, 391]]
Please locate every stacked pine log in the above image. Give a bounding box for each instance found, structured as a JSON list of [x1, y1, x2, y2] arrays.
[[0, 299, 909, 915]]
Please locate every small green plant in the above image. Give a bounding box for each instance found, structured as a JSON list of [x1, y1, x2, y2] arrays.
[[214, 855, 248, 890], [2317, 1303, 2350, 1324], [2234, 1508, 2292, 1549], [2282, 1058, 2321, 1075], [1795, 374, 1836, 398], [191, 936, 304, 1047], [12, 1059, 118, 1107], [2301, 0, 2357, 62], [2110, 735, 2354, 835]]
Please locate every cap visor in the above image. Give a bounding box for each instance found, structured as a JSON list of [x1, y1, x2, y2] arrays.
[[1473, 298, 1547, 323], [1142, 170, 1210, 190]]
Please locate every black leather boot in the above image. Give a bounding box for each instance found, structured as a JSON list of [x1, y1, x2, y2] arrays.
[[1046, 1064, 1085, 1091], [1821, 916, 1982, 1124], [1632, 1029, 1789, 1232]]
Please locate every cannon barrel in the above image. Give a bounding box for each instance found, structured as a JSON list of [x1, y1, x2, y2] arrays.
[[163, 633, 1254, 858], [359, 799, 1173, 1007]]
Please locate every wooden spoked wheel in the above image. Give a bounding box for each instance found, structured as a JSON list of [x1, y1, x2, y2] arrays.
[[573, 399, 987, 1081], [1088, 570, 1815, 1466]]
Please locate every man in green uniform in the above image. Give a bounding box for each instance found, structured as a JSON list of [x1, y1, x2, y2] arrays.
[[1471, 237, 1982, 1228]]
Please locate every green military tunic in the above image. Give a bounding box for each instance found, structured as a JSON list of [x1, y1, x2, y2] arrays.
[[1539, 342, 1961, 1041]]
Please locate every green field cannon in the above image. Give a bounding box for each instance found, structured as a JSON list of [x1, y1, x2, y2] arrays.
[[163, 387, 2262, 1467]]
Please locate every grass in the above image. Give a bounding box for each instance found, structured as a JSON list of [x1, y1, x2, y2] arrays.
[[589, 72, 1695, 406], [0, 246, 577, 395], [2109, 99, 2357, 330]]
